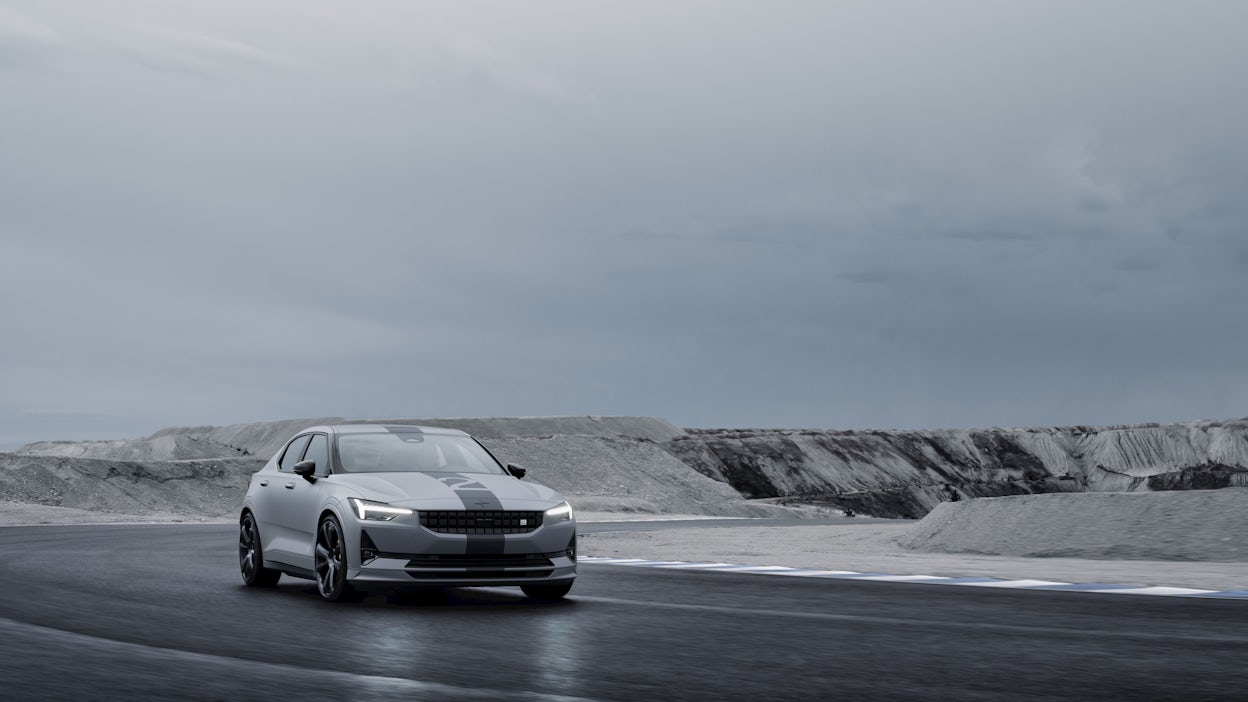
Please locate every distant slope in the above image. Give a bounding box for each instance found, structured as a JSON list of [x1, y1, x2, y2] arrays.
[[349, 416, 686, 443], [146, 417, 345, 459], [17, 435, 253, 462], [666, 419, 1248, 517], [11, 415, 1248, 520], [17, 417, 344, 461]]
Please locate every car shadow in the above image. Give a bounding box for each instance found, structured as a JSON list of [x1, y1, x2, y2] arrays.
[[239, 581, 579, 610]]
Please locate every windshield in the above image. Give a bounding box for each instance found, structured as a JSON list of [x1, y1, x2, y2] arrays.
[[334, 432, 505, 474]]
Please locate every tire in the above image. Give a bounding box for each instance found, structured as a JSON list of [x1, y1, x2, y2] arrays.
[[521, 582, 573, 601], [314, 515, 357, 602], [239, 512, 281, 587]]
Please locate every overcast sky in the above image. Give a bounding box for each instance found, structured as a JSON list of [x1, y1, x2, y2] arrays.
[[2, 1, 1246, 448]]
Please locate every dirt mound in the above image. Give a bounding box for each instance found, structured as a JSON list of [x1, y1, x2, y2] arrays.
[[0, 454, 265, 518], [899, 488, 1248, 561], [482, 435, 810, 518]]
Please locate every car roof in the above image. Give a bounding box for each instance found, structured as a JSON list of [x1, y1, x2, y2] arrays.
[[297, 423, 471, 438]]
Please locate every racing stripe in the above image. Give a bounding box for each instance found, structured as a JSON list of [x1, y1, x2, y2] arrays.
[[438, 474, 505, 555]]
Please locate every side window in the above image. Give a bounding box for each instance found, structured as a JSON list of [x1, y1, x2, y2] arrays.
[[278, 435, 312, 473], [304, 434, 329, 476]]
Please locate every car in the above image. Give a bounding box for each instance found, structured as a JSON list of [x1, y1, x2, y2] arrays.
[[238, 423, 576, 602]]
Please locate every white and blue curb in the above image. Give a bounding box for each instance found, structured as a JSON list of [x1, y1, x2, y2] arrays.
[[580, 557, 1248, 600]]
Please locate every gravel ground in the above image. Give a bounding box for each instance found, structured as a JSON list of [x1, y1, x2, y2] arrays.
[[578, 522, 1248, 591]]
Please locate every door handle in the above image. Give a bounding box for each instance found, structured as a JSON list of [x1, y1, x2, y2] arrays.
[[284, 482, 297, 489], [259, 480, 269, 487]]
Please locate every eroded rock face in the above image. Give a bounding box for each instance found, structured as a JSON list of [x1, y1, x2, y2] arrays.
[[1145, 463, 1248, 491], [667, 419, 1248, 518]]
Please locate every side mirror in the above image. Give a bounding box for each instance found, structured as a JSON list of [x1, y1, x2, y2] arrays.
[[293, 460, 317, 481], [506, 463, 527, 479]]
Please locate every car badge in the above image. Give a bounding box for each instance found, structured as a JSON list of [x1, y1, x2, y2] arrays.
[[474, 500, 490, 508]]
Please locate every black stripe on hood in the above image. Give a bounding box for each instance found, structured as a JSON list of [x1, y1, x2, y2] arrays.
[[438, 474, 505, 554]]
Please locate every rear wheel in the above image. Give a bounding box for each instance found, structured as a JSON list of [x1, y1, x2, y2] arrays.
[[521, 582, 573, 601], [314, 515, 356, 602], [239, 512, 280, 587]]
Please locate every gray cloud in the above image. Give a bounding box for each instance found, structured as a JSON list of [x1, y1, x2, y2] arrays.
[[2, 0, 1247, 448], [101, 22, 307, 78]]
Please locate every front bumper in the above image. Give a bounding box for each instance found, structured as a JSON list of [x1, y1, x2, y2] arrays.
[[346, 515, 577, 587]]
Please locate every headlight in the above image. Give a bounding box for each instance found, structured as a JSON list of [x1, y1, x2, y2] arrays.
[[545, 501, 573, 523], [349, 497, 413, 521]]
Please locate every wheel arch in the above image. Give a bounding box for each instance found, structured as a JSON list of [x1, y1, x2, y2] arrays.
[[315, 501, 360, 575], [318, 504, 346, 527]]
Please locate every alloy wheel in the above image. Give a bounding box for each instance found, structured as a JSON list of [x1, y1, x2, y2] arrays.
[[239, 515, 259, 581], [314, 517, 348, 600]]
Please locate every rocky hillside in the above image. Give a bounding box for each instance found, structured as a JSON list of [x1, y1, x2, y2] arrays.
[[665, 419, 1248, 517], [9, 415, 1248, 519]]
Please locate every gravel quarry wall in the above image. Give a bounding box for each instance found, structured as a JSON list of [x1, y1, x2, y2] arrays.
[[899, 488, 1248, 561], [666, 419, 1248, 518], [8, 415, 1248, 521]]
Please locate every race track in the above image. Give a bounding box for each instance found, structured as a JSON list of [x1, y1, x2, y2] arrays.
[[1, 523, 1245, 701]]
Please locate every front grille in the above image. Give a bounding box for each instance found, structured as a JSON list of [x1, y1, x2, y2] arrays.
[[408, 570, 549, 580], [403, 551, 564, 580], [404, 553, 559, 569], [420, 510, 543, 534]]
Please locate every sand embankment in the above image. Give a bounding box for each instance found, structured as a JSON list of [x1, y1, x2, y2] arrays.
[[898, 488, 1248, 561]]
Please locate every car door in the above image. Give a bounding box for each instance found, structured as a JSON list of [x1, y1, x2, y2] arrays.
[[274, 432, 332, 571], [259, 433, 311, 568]]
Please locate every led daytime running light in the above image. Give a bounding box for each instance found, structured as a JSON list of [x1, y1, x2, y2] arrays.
[[350, 497, 413, 521], [545, 501, 573, 522]]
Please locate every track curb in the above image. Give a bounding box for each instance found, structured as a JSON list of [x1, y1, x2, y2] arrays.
[[580, 556, 1248, 599]]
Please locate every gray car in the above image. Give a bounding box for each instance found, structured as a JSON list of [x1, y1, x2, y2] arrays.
[[238, 424, 576, 601]]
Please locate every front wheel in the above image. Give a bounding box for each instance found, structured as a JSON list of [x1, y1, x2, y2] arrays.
[[314, 515, 357, 602], [521, 582, 573, 601], [239, 512, 281, 587]]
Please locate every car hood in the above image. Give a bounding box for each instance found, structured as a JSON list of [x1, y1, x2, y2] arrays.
[[329, 471, 565, 510]]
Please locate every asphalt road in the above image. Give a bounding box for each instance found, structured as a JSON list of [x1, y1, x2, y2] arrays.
[[1, 523, 1246, 701]]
